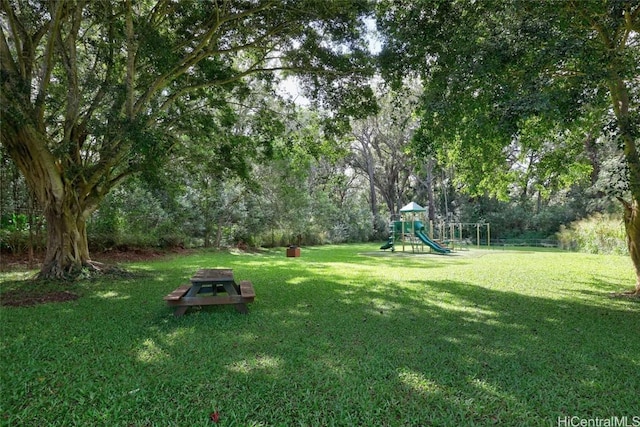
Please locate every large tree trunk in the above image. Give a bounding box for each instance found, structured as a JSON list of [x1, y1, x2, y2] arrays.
[[620, 199, 640, 294], [2, 126, 97, 279], [40, 190, 92, 279], [608, 71, 640, 294], [620, 133, 640, 294]]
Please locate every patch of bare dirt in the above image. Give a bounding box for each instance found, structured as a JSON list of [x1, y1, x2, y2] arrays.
[[0, 251, 43, 272], [0, 248, 193, 272], [92, 247, 194, 264], [1, 247, 197, 307], [1, 290, 79, 307]]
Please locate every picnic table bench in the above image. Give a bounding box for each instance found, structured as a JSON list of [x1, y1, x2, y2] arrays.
[[164, 269, 255, 317]]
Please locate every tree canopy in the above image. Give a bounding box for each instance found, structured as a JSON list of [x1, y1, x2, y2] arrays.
[[377, 0, 640, 292], [0, 0, 375, 278], [1, 0, 638, 292]]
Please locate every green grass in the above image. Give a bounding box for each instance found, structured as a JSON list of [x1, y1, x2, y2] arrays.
[[1, 245, 639, 426]]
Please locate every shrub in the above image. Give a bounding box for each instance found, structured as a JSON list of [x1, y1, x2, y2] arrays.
[[556, 213, 627, 255], [87, 184, 173, 249], [0, 229, 29, 253], [0, 214, 46, 253]]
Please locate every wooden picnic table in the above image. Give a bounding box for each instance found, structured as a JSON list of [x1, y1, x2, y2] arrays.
[[164, 269, 255, 317]]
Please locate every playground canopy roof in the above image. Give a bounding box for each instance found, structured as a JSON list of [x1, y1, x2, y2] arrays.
[[400, 202, 426, 213]]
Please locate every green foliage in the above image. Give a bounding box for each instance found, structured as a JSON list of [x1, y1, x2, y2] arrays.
[[0, 213, 26, 231], [5, 1, 635, 263], [0, 0, 377, 276], [0, 213, 45, 255], [0, 228, 31, 253], [1, 245, 637, 425], [350, 84, 420, 216], [87, 181, 179, 250], [557, 213, 627, 255], [377, 0, 638, 201]]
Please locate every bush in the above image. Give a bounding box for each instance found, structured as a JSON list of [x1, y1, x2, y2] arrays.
[[556, 213, 627, 255], [0, 229, 30, 253], [87, 184, 174, 249], [0, 214, 46, 253]]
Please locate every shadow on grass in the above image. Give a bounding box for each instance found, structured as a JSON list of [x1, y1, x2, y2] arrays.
[[559, 275, 640, 304], [2, 248, 638, 425], [134, 268, 639, 425]]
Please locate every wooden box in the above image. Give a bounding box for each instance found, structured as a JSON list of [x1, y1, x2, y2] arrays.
[[286, 247, 301, 257]]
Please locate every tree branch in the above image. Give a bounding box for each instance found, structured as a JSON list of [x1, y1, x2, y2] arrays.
[[59, 1, 85, 152], [79, 3, 116, 138], [155, 61, 350, 119], [1, 0, 25, 76], [617, 196, 632, 211], [34, 0, 65, 128], [125, 0, 136, 119], [568, 0, 615, 50], [147, 0, 171, 27], [0, 26, 17, 75], [628, 4, 640, 31], [621, 4, 640, 48], [132, 1, 276, 116]]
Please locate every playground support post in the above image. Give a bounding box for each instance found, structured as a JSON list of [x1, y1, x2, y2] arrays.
[[449, 223, 455, 250], [429, 221, 490, 248], [475, 223, 490, 248]]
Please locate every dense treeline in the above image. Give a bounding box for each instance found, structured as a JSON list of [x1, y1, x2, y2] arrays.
[[0, 81, 627, 253], [1, 108, 624, 255], [0, 1, 635, 288]]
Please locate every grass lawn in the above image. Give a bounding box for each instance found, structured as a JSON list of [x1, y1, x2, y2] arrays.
[[1, 244, 639, 426]]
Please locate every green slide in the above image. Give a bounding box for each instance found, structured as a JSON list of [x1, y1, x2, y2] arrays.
[[415, 230, 450, 253], [380, 241, 394, 250], [380, 236, 394, 250]]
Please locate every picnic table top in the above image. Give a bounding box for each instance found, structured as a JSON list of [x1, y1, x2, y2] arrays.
[[190, 268, 234, 283]]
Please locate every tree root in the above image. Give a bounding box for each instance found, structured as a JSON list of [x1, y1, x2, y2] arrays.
[[609, 289, 640, 299], [37, 259, 138, 281]]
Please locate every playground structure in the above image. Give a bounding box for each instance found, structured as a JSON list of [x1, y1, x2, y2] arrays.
[[430, 221, 491, 249], [380, 202, 490, 253]]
